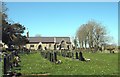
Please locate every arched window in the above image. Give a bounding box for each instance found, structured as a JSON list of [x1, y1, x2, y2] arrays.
[[38, 45, 42, 50], [60, 40, 66, 50]]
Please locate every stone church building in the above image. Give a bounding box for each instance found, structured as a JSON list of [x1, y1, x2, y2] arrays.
[[26, 37, 72, 50]]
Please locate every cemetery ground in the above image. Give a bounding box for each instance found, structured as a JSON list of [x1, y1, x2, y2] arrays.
[[0, 62, 2, 77], [14, 51, 118, 75]]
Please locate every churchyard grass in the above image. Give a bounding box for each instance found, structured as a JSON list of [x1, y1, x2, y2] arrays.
[[16, 51, 118, 75], [0, 61, 3, 77]]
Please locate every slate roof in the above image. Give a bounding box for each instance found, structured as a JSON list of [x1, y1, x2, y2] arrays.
[[28, 37, 54, 43], [28, 37, 71, 43], [56, 37, 70, 43]]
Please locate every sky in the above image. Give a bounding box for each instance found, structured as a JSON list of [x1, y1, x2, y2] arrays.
[[5, 2, 118, 45], [2, 0, 120, 2]]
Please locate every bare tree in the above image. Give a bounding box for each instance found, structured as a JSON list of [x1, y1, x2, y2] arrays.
[[77, 24, 84, 48], [93, 23, 107, 50], [87, 21, 95, 48], [76, 20, 108, 52], [73, 37, 78, 49]]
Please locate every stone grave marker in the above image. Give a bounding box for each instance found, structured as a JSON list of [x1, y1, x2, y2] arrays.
[[54, 52, 57, 62], [76, 52, 79, 59]]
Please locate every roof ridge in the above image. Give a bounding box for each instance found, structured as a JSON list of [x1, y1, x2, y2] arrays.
[[29, 37, 70, 38]]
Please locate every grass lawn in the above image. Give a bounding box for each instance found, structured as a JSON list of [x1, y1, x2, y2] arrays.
[[16, 51, 118, 75], [0, 61, 3, 77]]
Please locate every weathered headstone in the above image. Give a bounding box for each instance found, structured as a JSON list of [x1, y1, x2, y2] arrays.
[[62, 51, 64, 57], [69, 52, 71, 58], [79, 51, 85, 61], [64, 52, 66, 57], [72, 52, 74, 59], [44, 52, 46, 58], [54, 52, 57, 62], [45, 52, 47, 58], [4, 56, 7, 75], [51, 53, 54, 62], [76, 52, 79, 59], [47, 51, 50, 60], [66, 52, 69, 57], [69, 52, 72, 58], [49, 52, 52, 61]]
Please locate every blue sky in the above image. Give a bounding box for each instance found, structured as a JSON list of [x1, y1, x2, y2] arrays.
[[6, 2, 118, 45]]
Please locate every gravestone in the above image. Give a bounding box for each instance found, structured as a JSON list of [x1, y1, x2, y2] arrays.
[[64, 52, 66, 57], [44, 52, 46, 58], [45, 52, 47, 58], [62, 51, 64, 57], [66, 52, 69, 57], [49, 52, 52, 61], [69, 52, 71, 58], [61, 50, 65, 57], [72, 52, 74, 59], [69, 52, 72, 58], [76, 52, 79, 59], [47, 51, 50, 60], [0, 58, 1, 62], [51, 53, 54, 62], [79, 51, 85, 61], [54, 52, 57, 62], [42, 51, 44, 57], [41, 51, 43, 57], [41, 51, 44, 57], [63, 51, 65, 57], [4, 56, 7, 75]]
